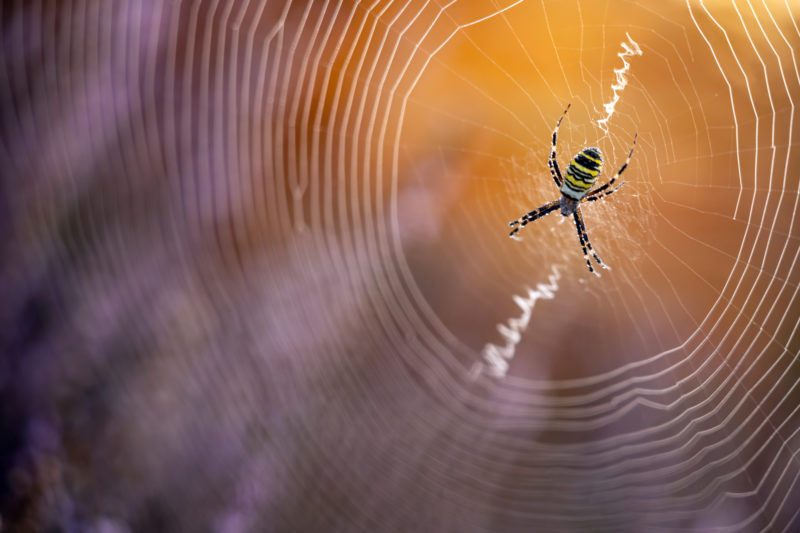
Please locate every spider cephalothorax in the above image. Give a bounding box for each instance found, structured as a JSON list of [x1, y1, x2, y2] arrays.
[[508, 104, 637, 276]]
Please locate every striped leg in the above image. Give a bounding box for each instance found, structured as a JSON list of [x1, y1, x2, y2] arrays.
[[583, 181, 625, 203], [586, 133, 637, 199], [573, 208, 609, 276], [509, 199, 560, 238], [548, 103, 571, 187]]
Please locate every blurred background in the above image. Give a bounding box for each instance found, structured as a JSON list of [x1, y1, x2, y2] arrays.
[[2, 0, 800, 531]]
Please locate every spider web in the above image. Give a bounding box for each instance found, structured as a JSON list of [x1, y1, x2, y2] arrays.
[[1, 0, 800, 531]]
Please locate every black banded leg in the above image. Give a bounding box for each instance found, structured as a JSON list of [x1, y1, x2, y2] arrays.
[[573, 209, 609, 275], [548, 103, 570, 187], [583, 182, 625, 203], [586, 133, 637, 199], [509, 199, 560, 238], [572, 211, 598, 276]]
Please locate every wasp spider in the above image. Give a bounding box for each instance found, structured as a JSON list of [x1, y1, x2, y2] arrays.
[[508, 104, 637, 276]]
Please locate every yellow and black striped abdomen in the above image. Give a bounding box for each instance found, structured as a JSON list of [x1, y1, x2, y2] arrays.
[[560, 147, 603, 200]]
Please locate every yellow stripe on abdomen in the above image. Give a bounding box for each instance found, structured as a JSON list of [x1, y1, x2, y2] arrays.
[[561, 171, 593, 199], [560, 148, 604, 200], [571, 162, 600, 177]]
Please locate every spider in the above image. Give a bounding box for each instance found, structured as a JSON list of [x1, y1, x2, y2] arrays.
[[508, 103, 637, 276]]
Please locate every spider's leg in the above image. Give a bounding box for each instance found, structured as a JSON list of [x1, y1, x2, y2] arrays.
[[549, 103, 571, 187], [586, 133, 637, 198], [573, 208, 609, 276], [509, 199, 560, 237], [583, 182, 625, 203], [572, 210, 599, 276]]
